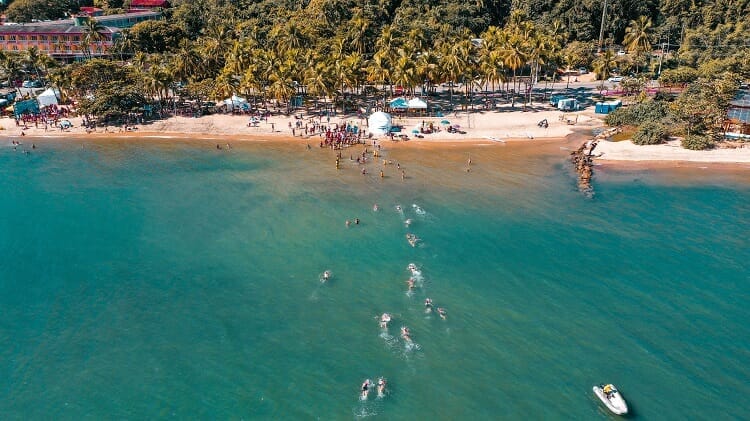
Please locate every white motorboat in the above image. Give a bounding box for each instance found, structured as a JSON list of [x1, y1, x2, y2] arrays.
[[593, 384, 628, 415]]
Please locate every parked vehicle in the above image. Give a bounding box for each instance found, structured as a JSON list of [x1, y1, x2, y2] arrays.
[[607, 76, 623, 83]]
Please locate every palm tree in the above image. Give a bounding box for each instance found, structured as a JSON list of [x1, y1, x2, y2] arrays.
[[391, 48, 417, 96], [592, 50, 617, 80], [501, 34, 527, 108], [0, 51, 23, 92], [82, 17, 107, 59], [348, 12, 372, 55], [623, 16, 653, 73], [366, 52, 391, 107]]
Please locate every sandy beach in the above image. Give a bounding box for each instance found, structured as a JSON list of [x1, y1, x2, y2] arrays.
[[1, 103, 599, 144], [595, 138, 750, 164], [5, 106, 750, 166]]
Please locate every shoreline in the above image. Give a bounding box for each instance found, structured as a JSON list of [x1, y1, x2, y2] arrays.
[[4, 112, 750, 168]]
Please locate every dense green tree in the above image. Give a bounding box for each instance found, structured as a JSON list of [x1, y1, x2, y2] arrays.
[[124, 21, 187, 54], [4, 0, 77, 22]]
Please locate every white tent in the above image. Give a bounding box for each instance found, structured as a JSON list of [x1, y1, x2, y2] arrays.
[[223, 94, 247, 111], [37, 88, 59, 107], [407, 98, 427, 109], [368, 111, 392, 136]]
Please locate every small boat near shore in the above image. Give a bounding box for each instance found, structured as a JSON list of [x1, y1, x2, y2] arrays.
[[593, 384, 628, 415]]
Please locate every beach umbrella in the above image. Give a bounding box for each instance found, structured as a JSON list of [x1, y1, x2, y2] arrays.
[[411, 129, 420, 133], [440, 120, 450, 125]]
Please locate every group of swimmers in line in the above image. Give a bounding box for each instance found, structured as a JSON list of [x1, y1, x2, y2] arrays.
[[215, 143, 232, 150], [345, 218, 360, 228]]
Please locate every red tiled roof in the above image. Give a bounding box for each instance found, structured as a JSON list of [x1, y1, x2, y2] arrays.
[[130, 0, 170, 7]]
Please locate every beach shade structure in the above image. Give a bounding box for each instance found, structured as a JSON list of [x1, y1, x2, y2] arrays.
[[407, 98, 428, 109], [557, 98, 579, 112], [223, 94, 247, 111], [411, 128, 420, 134], [595, 100, 622, 114], [13, 99, 40, 118], [389, 97, 408, 110], [367, 111, 392, 136], [37, 88, 59, 107], [440, 120, 450, 125]]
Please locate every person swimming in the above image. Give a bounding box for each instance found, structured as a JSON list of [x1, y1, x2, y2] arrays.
[[377, 378, 387, 397], [424, 298, 433, 311], [406, 278, 416, 290], [404, 218, 413, 227], [373, 204, 379, 211], [395, 205, 402, 212], [400, 326, 412, 342], [437, 307, 447, 320], [321, 270, 332, 283], [379, 313, 391, 329], [361, 379, 371, 400]]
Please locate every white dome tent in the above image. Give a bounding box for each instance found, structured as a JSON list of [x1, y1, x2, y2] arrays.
[[367, 111, 392, 136]]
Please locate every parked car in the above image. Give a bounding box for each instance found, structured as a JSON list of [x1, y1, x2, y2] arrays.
[[578, 67, 588, 75], [394, 85, 405, 95], [617, 50, 626, 56], [607, 76, 623, 83]]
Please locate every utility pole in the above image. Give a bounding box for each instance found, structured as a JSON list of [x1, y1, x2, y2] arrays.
[[598, 0, 608, 53], [657, 32, 670, 76]]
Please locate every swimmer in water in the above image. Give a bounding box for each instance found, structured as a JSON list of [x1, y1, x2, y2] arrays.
[[373, 204, 379, 211], [406, 278, 415, 290], [437, 307, 447, 320], [322, 270, 332, 282], [354, 218, 359, 225], [405, 218, 412, 227], [346, 220, 351, 228], [395, 205, 402, 212], [361, 379, 371, 400], [407, 263, 417, 272], [379, 313, 391, 329], [401, 326, 412, 342], [377, 378, 387, 397], [424, 298, 433, 312]]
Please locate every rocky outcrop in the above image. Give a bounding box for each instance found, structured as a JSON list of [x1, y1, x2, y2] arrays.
[[571, 139, 599, 197]]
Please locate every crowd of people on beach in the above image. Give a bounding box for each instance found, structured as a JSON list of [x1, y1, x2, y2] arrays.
[[16, 104, 72, 132]]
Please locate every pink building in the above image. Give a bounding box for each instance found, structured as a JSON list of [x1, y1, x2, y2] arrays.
[[0, 11, 161, 60]]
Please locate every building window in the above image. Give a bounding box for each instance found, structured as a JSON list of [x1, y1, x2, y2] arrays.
[[40, 35, 47, 41], [30, 35, 37, 41], [18, 36, 26, 41], [9, 35, 16, 41], [52, 35, 58, 41], [0, 36, 5, 41]]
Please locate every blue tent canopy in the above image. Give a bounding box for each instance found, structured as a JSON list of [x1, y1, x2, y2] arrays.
[[389, 97, 408, 109], [14, 99, 39, 118]]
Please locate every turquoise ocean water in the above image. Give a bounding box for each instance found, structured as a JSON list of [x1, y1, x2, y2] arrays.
[[1, 138, 749, 419]]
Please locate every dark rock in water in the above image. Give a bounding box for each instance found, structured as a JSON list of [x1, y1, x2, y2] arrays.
[[570, 139, 598, 197]]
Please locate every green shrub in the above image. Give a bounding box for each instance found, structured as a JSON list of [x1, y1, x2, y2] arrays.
[[681, 134, 714, 150], [632, 122, 667, 145], [605, 100, 668, 126]]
